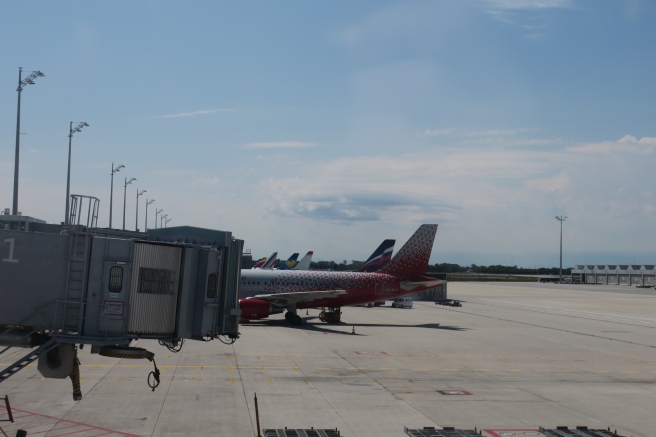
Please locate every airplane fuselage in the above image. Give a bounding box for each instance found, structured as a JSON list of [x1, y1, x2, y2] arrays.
[[239, 269, 442, 308]]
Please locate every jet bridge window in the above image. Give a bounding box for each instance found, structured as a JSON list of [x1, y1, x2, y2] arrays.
[[108, 266, 124, 293], [138, 268, 176, 295], [207, 274, 218, 299]]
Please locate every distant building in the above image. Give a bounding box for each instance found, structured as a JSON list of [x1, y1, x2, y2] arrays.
[[571, 264, 655, 286], [0, 209, 46, 232]]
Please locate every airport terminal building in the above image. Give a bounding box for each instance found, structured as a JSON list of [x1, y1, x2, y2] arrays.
[[571, 264, 655, 286]]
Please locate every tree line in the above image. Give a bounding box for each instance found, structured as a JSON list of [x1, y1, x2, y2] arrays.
[[302, 260, 571, 275]]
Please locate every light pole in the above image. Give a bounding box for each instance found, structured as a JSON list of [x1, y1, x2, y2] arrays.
[[13, 67, 45, 215], [160, 214, 168, 229], [65, 122, 90, 224], [145, 199, 155, 231], [165, 218, 172, 228], [123, 177, 136, 230], [155, 209, 163, 229], [135, 189, 146, 231], [109, 163, 124, 228], [555, 215, 568, 282]]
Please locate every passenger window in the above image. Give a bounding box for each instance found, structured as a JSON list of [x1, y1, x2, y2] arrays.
[[206, 274, 218, 299], [108, 266, 123, 293]]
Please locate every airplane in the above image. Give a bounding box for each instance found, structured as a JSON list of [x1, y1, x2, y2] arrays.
[[238, 224, 444, 325], [252, 257, 268, 269], [291, 251, 313, 270], [356, 239, 395, 272], [252, 252, 277, 269], [277, 253, 300, 270]]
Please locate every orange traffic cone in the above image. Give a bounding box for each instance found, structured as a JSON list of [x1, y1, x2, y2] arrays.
[[351, 326, 355, 335]]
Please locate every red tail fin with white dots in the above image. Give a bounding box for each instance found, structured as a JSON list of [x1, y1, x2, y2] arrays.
[[378, 225, 437, 277]]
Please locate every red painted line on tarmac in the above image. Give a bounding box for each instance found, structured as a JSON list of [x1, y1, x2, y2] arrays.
[[86, 432, 114, 437], [50, 427, 94, 437], [1, 406, 140, 437]]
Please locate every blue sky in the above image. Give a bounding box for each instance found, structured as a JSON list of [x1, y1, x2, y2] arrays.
[[1, 0, 655, 268]]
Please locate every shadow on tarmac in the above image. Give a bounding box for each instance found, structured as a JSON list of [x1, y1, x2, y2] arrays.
[[242, 317, 467, 335]]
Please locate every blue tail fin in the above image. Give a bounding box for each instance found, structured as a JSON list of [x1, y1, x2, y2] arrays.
[[278, 253, 300, 270], [357, 239, 395, 272]]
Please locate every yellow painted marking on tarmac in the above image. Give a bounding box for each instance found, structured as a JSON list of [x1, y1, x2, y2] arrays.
[[196, 366, 201, 370], [230, 378, 235, 384], [129, 365, 133, 369], [80, 377, 85, 381], [162, 366, 167, 370], [593, 370, 609, 373], [266, 378, 272, 383], [285, 356, 290, 360], [473, 369, 489, 371], [304, 379, 309, 384], [228, 366, 234, 371], [118, 377, 124, 380], [193, 378, 198, 382], [94, 365, 99, 370], [505, 369, 521, 372], [443, 368, 459, 371], [564, 370, 580, 373], [293, 368, 299, 372], [413, 368, 429, 371], [534, 370, 550, 372]]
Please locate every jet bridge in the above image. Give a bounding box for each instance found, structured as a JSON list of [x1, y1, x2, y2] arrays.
[[0, 195, 243, 399]]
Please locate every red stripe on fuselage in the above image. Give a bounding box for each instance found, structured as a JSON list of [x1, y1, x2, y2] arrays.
[[239, 269, 443, 308]]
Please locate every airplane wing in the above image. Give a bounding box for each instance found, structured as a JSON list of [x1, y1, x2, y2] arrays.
[[250, 289, 346, 306]]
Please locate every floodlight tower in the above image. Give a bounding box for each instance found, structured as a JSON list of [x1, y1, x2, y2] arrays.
[[160, 214, 168, 229], [155, 209, 163, 229], [109, 163, 124, 228], [555, 215, 568, 282], [123, 177, 136, 230], [135, 189, 146, 231], [13, 67, 45, 215], [65, 122, 90, 224], [145, 199, 155, 231], [165, 218, 172, 228]]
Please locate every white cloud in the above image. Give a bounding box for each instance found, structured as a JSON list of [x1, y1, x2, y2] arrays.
[[154, 109, 235, 118], [485, 0, 574, 10], [422, 128, 455, 137], [242, 141, 318, 149], [524, 171, 569, 192], [190, 176, 221, 187], [568, 135, 656, 154]]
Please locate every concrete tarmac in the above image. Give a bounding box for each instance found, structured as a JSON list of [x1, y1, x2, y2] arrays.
[[1, 282, 655, 436]]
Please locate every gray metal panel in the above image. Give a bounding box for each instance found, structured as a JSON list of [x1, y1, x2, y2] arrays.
[[217, 238, 243, 335], [84, 237, 133, 338], [0, 230, 69, 327], [176, 247, 200, 339], [192, 249, 222, 339], [128, 242, 182, 336]]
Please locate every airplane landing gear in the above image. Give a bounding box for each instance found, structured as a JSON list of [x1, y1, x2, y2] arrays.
[[285, 311, 302, 325], [319, 308, 341, 323]]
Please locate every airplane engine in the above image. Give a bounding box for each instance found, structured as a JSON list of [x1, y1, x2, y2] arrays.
[[239, 299, 273, 319]]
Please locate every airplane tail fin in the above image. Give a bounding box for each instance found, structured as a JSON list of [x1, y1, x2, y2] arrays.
[[261, 252, 278, 269], [278, 253, 300, 270], [292, 251, 313, 270], [357, 239, 395, 272], [378, 225, 437, 277], [252, 257, 267, 269]]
